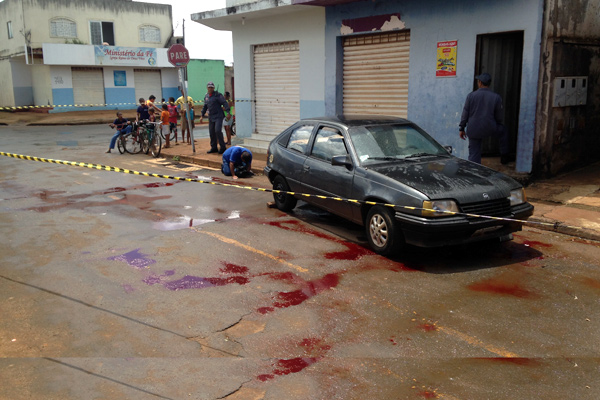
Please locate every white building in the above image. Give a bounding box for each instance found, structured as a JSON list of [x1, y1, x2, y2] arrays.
[[193, 0, 600, 177], [0, 0, 179, 111]]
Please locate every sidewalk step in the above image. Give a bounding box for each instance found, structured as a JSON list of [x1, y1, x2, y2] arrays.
[[241, 139, 270, 154]]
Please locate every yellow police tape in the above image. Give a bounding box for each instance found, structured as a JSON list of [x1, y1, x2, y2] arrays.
[[0, 101, 204, 111], [0, 151, 582, 233], [0, 99, 255, 111]]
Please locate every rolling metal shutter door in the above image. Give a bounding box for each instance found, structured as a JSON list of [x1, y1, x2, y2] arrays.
[[254, 41, 300, 136], [72, 68, 105, 106], [134, 69, 162, 103], [343, 31, 410, 117]]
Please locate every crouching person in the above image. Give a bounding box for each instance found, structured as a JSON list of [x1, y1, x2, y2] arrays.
[[221, 146, 254, 180]]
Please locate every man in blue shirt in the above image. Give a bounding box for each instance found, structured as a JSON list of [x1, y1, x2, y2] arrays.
[[200, 82, 230, 154], [106, 111, 132, 153], [221, 146, 253, 180], [459, 73, 510, 164], [136, 98, 150, 121]]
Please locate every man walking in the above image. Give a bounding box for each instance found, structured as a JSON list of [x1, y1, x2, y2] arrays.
[[200, 82, 230, 154], [459, 73, 510, 164]]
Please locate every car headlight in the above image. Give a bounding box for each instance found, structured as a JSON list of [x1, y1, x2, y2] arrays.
[[422, 200, 460, 217], [509, 188, 527, 206]]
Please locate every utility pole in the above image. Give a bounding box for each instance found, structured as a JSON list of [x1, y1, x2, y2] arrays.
[[182, 19, 188, 82]]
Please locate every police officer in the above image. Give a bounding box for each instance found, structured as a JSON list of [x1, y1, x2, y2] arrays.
[[200, 82, 230, 154], [459, 73, 510, 164]]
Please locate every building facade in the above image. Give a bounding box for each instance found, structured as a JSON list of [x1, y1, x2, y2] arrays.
[[187, 59, 226, 102], [0, 0, 179, 111], [193, 0, 600, 177]]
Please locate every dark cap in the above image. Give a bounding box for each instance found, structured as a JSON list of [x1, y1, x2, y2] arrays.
[[475, 73, 492, 86]]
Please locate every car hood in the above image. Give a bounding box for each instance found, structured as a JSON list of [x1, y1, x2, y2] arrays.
[[367, 157, 519, 202]]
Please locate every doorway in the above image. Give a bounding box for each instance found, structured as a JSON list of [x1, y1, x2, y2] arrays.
[[475, 31, 524, 156]]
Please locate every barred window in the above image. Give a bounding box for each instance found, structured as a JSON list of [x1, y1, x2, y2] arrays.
[[139, 25, 161, 43], [50, 18, 77, 38]]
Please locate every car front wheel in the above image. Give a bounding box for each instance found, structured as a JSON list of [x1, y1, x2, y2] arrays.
[[366, 206, 403, 256], [273, 175, 297, 211]]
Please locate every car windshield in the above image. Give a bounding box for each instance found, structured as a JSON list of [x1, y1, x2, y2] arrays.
[[348, 123, 449, 165]]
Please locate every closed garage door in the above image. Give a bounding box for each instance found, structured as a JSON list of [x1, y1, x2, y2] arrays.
[[72, 67, 105, 106], [134, 69, 162, 103], [254, 41, 300, 137], [343, 31, 410, 117]]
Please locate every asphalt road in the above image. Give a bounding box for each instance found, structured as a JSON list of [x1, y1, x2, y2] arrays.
[[1, 125, 600, 400]]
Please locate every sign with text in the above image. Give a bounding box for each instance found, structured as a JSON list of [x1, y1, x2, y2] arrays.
[[94, 46, 157, 66], [436, 40, 457, 77], [168, 44, 190, 67], [167, 44, 190, 67]]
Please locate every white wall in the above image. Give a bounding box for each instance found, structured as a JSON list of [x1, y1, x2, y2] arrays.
[[23, 0, 172, 48], [31, 64, 52, 106], [0, 61, 15, 106], [232, 7, 325, 106]]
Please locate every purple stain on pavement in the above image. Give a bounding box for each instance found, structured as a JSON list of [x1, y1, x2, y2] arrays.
[[122, 284, 135, 293], [143, 270, 176, 285], [108, 248, 156, 269], [162, 275, 250, 291]]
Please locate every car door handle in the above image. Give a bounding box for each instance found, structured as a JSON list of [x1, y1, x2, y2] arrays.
[[303, 165, 310, 172]]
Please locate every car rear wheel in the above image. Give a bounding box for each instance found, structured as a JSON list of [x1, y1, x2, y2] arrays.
[[272, 175, 297, 211], [366, 206, 403, 256]]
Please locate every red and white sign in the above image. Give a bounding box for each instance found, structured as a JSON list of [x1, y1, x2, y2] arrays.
[[167, 44, 190, 67]]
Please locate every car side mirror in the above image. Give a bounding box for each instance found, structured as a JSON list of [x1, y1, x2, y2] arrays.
[[331, 155, 353, 169], [444, 145, 453, 154]]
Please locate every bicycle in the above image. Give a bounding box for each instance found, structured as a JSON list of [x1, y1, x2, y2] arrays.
[[159, 122, 177, 142], [118, 123, 143, 154], [141, 121, 162, 158]]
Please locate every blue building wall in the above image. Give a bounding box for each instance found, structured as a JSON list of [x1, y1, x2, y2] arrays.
[[325, 0, 543, 173], [105, 88, 136, 109]]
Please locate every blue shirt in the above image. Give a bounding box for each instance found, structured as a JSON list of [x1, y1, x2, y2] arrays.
[[137, 104, 150, 120], [459, 88, 503, 139], [113, 118, 130, 131], [222, 146, 252, 166]]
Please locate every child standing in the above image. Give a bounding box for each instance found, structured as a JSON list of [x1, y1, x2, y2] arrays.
[[167, 97, 179, 143], [148, 107, 156, 122], [161, 104, 171, 148]]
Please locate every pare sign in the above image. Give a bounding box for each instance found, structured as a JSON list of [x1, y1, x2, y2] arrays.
[[167, 44, 190, 67]]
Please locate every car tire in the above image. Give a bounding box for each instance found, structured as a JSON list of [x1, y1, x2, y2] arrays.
[[366, 206, 403, 256], [273, 175, 297, 211]]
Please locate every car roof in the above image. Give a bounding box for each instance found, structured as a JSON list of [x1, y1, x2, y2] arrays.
[[300, 115, 411, 127]]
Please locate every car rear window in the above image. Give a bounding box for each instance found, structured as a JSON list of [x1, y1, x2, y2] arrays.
[[287, 124, 314, 153]]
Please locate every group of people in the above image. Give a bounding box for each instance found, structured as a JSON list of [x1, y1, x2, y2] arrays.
[[106, 81, 252, 180], [108, 74, 507, 177], [106, 94, 194, 153]]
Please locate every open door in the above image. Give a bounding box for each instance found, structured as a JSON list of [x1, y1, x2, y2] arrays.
[[475, 31, 524, 156]]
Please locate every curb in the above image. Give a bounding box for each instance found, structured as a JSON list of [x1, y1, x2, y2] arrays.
[[528, 215, 600, 242]]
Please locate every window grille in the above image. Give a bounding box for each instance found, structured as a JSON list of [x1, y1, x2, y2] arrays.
[[140, 25, 160, 43], [50, 18, 77, 38]]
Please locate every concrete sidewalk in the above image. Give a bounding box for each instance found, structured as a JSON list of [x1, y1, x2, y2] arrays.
[[2, 109, 600, 242]]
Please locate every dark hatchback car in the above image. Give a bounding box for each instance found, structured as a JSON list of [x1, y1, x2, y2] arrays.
[[264, 116, 534, 255]]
